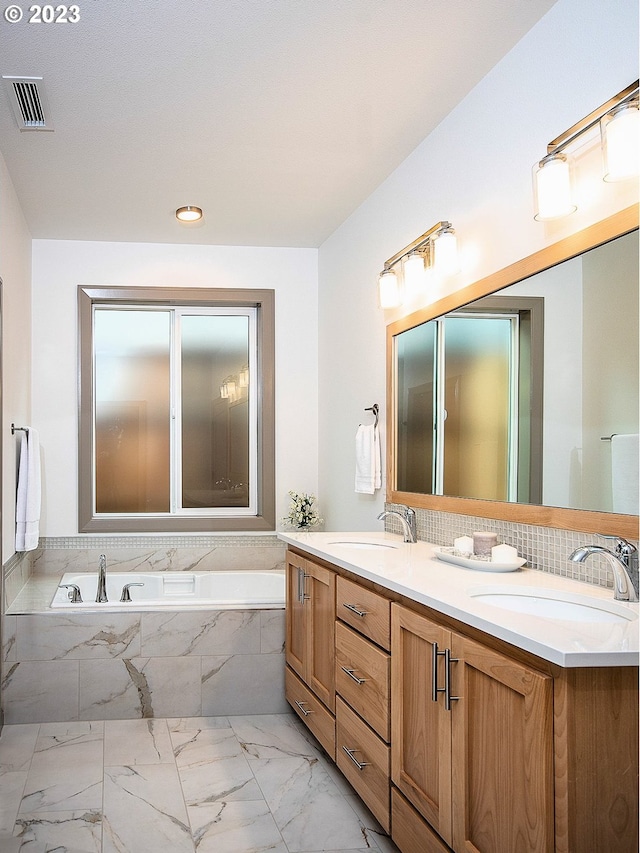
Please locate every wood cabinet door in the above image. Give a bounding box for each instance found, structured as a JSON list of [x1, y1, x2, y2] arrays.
[[285, 552, 307, 680], [450, 632, 554, 853], [306, 560, 336, 711], [391, 604, 453, 847]]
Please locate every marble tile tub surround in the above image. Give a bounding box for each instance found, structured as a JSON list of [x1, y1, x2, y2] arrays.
[[2, 606, 287, 724], [0, 714, 399, 853], [383, 503, 640, 595]]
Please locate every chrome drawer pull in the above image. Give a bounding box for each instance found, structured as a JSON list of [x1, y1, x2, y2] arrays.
[[343, 602, 368, 617], [297, 568, 310, 603], [444, 648, 460, 712], [341, 666, 367, 685], [294, 699, 313, 717], [432, 641, 446, 702], [342, 745, 369, 770]]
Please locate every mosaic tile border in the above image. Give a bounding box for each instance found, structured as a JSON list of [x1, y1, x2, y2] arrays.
[[38, 534, 282, 549]]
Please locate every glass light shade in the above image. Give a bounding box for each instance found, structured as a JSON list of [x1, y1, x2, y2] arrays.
[[601, 103, 640, 181], [403, 252, 426, 288], [434, 229, 460, 275], [378, 269, 402, 308], [176, 206, 203, 222], [533, 154, 576, 221], [239, 365, 249, 387]]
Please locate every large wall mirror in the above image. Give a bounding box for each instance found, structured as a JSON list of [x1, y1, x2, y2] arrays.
[[386, 206, 639, 538]]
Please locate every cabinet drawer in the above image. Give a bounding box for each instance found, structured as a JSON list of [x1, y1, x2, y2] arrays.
[[391, 788, 451, 853], [286, 666, 335, 760], [336, 697, 390, 833], [337, 576, 391, 650], [336, 621, 390, 741]]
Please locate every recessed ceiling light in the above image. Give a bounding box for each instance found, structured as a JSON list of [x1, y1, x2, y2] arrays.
[[176, 206, 203, 222]]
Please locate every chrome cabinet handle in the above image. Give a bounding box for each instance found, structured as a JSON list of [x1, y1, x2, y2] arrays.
[[444, 648, 459, 712], [432, 641, 446, 702], [342, 745, 369, 770], [340, 666, 367, 685], [297, 568, 310, 603], [343, 602, 367, 617], [294, 699, 313, 717]]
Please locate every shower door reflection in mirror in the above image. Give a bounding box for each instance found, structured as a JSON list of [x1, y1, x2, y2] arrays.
[[396, 307, 542, 503]]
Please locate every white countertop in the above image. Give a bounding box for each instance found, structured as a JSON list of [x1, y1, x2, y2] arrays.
[[278, 531, 639, 668]]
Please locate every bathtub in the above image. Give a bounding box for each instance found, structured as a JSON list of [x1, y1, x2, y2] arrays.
[[50, 570, 285, 610]]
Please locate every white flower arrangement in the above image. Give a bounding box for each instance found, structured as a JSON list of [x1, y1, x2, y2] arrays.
[[282, 491, 323, 529]]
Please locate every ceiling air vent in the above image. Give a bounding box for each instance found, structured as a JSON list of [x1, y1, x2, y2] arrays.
[[3, 76, 54, 131]]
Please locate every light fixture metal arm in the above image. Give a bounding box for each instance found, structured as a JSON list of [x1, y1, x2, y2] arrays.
[[383, 221, 451, 270], [545, 79, 639, 158]]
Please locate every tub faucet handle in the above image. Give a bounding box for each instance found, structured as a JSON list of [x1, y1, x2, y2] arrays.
[[120, 582, 144, 602], [60, 583, 83, 603]]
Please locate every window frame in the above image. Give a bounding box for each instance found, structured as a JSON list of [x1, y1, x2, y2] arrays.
[[78, 285, 275, 533]]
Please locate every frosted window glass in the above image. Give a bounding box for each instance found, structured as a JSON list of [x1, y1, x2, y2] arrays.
[[181, 314, 250, 509], [94, 309, 170, 513]]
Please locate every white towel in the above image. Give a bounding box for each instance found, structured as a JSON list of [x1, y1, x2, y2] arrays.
[[611, 433, 639, 515], [355, 423, 381, 494], [15, 427, 41, 552]]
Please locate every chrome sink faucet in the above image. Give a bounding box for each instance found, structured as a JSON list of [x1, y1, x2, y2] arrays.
[[569, 536, 638, 602], [377, 506, 418, 544], [96, 554, 108, 603]]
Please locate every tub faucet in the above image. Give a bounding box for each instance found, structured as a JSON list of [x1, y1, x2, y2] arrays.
[[377, 506, 417, 544], [96, 554, 108, 603], [569, 537, 638, 602]]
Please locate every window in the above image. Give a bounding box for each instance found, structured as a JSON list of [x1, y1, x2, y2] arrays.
[[78, 287, 275, 532]]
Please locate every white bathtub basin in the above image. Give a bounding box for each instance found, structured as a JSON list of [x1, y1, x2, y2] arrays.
[[468, 585, 638, 624], [51, 570, 285, 610]]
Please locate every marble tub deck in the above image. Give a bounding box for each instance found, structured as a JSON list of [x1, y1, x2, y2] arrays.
[[0, 712, 399, 853]]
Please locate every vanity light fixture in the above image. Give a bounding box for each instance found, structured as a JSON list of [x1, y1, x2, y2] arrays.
[[176, 205, 203, 223], [601, 101, 640, 181], [533, 80, 639, 220], [378, 220, 458, 308]]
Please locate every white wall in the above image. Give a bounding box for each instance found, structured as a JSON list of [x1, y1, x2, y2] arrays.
[[0, 150, 32, 563], [317, 0, 639, 531], [31, 240, 318, 537]]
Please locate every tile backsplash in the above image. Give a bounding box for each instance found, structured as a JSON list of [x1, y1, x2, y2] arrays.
[[384, 503, 639, 596]]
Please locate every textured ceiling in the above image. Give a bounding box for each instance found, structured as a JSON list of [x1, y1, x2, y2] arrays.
[[0, 0, 557, 247]]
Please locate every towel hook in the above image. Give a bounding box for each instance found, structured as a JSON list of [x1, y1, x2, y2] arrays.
[[11, 424, 27, 435], [364, 404, 379, 428]]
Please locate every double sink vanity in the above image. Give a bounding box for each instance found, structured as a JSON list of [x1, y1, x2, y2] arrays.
[[279, 530, 639, 853]]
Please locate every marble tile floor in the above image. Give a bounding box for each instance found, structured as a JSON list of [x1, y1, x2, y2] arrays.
[[0, 712, 399, 853]]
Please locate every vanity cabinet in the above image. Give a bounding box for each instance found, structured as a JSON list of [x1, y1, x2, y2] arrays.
[[284, 548, 638, 853], [285, 551, 336, 756]]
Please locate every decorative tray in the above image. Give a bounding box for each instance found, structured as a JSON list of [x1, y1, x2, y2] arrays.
[[433, 547, 526, 573]]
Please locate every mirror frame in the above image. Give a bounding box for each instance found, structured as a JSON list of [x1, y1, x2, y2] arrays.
[[386, 205, 639, 539]]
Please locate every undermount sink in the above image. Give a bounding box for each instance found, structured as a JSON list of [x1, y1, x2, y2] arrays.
[[468, 586, 638, 624], [327, 541, 400, 550]]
